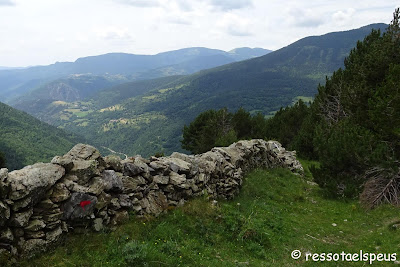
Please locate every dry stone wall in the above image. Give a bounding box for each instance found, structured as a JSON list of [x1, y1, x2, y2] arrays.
[[0, 139, 303, 259]]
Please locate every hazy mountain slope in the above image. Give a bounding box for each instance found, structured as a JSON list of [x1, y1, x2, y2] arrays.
[[42, 24, 387, 158], [10, 74, 129, 119], [132, 54, 237, 80], [228, 47, 273, 61], [0, 102, 83, 170], [23, 75, 184, 124], [0, 47, 270, 102]]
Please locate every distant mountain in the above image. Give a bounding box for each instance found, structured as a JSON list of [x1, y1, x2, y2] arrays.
[[0, 101, 83, 170], [0, 47, 271, 103], [26, 23, 386, 157], [0, 66, 26, 70], [10, 74, 129, 118], [228, 47, 272, 61]]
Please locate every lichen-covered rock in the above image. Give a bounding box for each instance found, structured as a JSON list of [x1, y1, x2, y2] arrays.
[[62, 144, 102, 162], [8, 163, 65, 204], [0, 201, 10, 226], [123, 158, 149, 177], [24, 219, 46, 232], [101, 170, 123, 192], [11, 197, 32, 212], [50, 183, 71, 203], [0, 168, 10, 200], [95, 192, 112, 210], [92, 218, 104, 232], [141, 191, 168, 216], [170, 152, 194, 163], [87, 176, 107, 195], [162, 157, 191, 174], [110, 210, 129, 225], [10, 209, 33, 227], [169, 172, 186, 186], [46, 226, 63, 242], [104, 155, 123, 172], [34, 199, 58, 215], [42, 211, 63, 223], [149, 160, 169, 173], [25, 230, 45, 239], [61, 193, 97, 221], [121, 175, 146, 193], [118, 194, 132, 208], [153, 175, 169, 185], [69, 160, 101, 185], [0, 228, 14, 243]]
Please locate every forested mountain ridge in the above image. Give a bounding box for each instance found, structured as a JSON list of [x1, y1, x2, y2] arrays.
[[10, 74, 130, 119], [0, 47, 270, 103], [0, 101, 83, 170], [26, 23, 387, 158]]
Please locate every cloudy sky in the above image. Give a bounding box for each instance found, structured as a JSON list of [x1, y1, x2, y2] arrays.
[[0, 0, 398, 67]]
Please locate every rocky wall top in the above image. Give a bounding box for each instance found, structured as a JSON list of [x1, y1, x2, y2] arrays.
[[0, 139, 303, 260]]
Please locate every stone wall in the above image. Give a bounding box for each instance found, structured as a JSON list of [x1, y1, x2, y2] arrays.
[[0, 139, 303, 259]]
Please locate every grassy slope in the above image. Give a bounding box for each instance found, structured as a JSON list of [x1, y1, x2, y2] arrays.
[[0, 102, 83, 170], [17, 161, 400, 266]]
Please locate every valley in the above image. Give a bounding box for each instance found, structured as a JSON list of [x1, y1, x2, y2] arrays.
[[4, 24, 385, 158]]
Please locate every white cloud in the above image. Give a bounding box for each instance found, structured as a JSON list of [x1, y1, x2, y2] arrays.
[[217, 13, 253, 36], [96, 27, 132, 41], [0, 0, 15, 6], [114, 0, 160, 7], [1, 0, 399, 67], [332, 8, 356, 26], [174, 0, 193, 12], [165, 16, 192, 25], [287, 7, 325, 28], [208, 0, 253, 11]]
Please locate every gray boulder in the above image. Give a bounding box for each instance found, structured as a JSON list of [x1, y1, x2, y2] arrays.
[[101, 170, 123, 192], [104, 155, 123, 172], [10, 209, 33, 227], [0, 168, 10, 199], [8, 163, 65, 204], [61, 192, 97, 221], [50, 183, 71, 203], [0, 201, 10, 226]]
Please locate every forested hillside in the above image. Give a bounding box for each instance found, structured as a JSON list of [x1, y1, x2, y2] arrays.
[[0, 102, 82, 170], [27, 23, 386, 158]]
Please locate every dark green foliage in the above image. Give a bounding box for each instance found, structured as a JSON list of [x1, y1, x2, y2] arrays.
[[182, 104, 313, 154], [308, 9, 400, 201], [263, 100, 310, 149], [312, 120, 391, 198], [0, 102, 82, 170], [182, 107, 269, 154], [231, 107, 252, 138], [0, 150, 6, 168], [181, 101, 316, 155], [181, 108, 233, 154], [290, 105, 319, 159]]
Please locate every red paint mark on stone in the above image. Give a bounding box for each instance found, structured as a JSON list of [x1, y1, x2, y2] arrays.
[[80, 200, 91, 210]]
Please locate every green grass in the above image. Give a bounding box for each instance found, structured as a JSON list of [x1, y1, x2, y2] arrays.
[[16, 162, 400, 266]]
